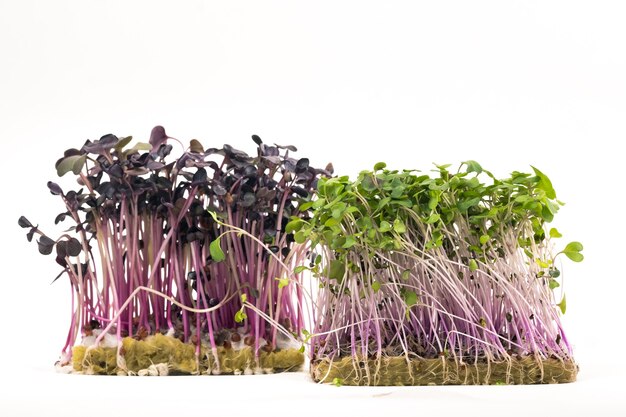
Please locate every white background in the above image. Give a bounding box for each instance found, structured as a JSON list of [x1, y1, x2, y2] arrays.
[[1, 1, 625, 416]]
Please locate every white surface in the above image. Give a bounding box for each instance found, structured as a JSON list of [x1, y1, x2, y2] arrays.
[[1, 1, 625, 416], [1, 362, 624, 417]]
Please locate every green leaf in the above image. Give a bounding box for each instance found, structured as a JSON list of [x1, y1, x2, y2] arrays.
[[342, 236, 356, 249], [393, 219, 406, 234], [564, 252, 584, 262], [113, 136, 133, 153], [564, 241, 583, 252], [391, 199, 412, 208], [294, 231, 307, 244], [391, 187, 404, 199], [209, 238, 226, 262], [240, 293, 247, 304], [428, 195, 439, 210], [531, 166, 556, 199], [469, 259, 478, 272], [328, 260, 345, 281], [371, 281, 381, 292], [536, 259, 550, 268], [404, 290, 418, 307], [376, 197, 391, 210], [312, 198, 326, 209], [298, 345, 305, 353], [234, 310, 247, 323], [549, 228, 562, 238], [379, 221, 392, 233], [541, 204, 554, 222], [464, 160, 483, 174], [424, 213, 440, 224], [374, 162, 387, 171], [557, 294, 567, 314], [331, 236, 346, 249], [401, 270, 411, 281], [285, 219, 303, 234], [277, 277, 289, 289], [332, 377, 343, 387], [360, 174, 377, 192], [562, 241, 584, 262], [458, 197, 481, 212], [294, 265, 309, 274], [299, 201, 314, 212], [123, 142, 152, 155], [548, 278, 560, 290], [479, 235, 490, 245], [332, 202, 347, 219], [324, 217, 339, 227], [56, 155, 86, 177]]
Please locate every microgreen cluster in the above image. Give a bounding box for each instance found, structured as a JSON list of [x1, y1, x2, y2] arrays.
[[19, 127, 329, 364], [293, 162, 582, 373]]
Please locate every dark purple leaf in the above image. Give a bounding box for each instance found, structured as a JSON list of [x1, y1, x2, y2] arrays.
[[146, 160, 165, 170], [26, 227, 36, 242], [64, 148, 82, 158], [18, 216, 33, 228], [275, 143, 298, 152], [96, 182, 115, 199], [284, 159, 296, 173], [47, 181, 63, 196], [149, 126, 168, 151], [67, 238, 82, 257], [176, 153, 192, 170], [192, 168, 208, 185], [262, 155, 281, 165], [56, 241, 68, 258], [262, 145, 279, 157], [243, 165, 257, 178], [291, 186, 309, 198], [265, 179, 278, 190], [54, 212, 69, 224], [82, 134, 119, 154], [213, 184, 227, 196], [252, 134, 263, 145], [239, 192, 256, 207], [107, 164, 123, 178], [55, 256, 67, 268], [99, 134, 118, 147], [223, 144, 251, 161], [37, 236, 55, 255], [296, 158, 309, 174], [157, 144, 173, 159]]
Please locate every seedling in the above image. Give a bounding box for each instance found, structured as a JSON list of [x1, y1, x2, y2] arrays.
[[300, 161, 581, 385], [20, 127, 329, 375]]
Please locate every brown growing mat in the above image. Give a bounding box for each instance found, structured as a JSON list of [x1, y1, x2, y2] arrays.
[[72, 334, 304, 375], [311, 356, 578, 386]]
